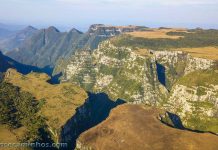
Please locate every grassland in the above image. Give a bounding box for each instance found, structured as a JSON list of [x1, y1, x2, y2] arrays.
[[0, 125, 19, 143], [126, 28, 188, 39], [133, 48, 151, 57], [4, 69, 88, 132], [0, 125, 29, 149], [172, 46, 218, 60], [112, 29, 218, 53], [77, 104, 218, 150]]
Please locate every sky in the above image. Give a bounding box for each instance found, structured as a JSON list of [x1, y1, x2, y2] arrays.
[[0, 0, 218, 31]]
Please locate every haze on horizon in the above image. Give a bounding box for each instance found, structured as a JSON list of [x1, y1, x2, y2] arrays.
[[0, 0, 218, 31]]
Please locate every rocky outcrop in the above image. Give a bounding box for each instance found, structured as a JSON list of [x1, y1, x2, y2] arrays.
[[62, 41, 216, 105], [150, 50, 217, 133], [151, 50, 215, 89], [88, 24, 147, 37], [184, 56, 215, 74], [163, 70, 218, 133], [168, 84, 218, 117], [61, 40, 218, 134], [62, 41, 168, 104]]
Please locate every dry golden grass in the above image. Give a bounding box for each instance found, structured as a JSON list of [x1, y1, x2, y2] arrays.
[[0, 125, 19, 143], [0, 125, 28, 150], [126, 28, 188, 39], [78, 104, 218, 150], [4, 69, 88, 131], [173, 47, 218, 60], [133, 48, 151, 57]]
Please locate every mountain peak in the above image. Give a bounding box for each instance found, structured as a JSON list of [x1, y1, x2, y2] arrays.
[[47, 26, 60, 32], [25, 25, 37, 30], [18, 25, 38, 34], [88, 24, 105, 30], [69, 28, 83, 34]]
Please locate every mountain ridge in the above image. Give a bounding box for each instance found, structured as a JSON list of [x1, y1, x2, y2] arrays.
[[0, 25, 38, 52], [5, 24, 147, 69]]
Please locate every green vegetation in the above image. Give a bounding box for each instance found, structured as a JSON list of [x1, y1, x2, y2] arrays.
[[99, 64, 120, 76], [103, 47, 130, 59], [107, 75, 143, 102], [112, 29, 218, 50], [188, 100, 215, 110], [177, 70, 218, 87], [186, 115, 218, 133], [196, 87, 207, 96], [0, 81, 51, 143]]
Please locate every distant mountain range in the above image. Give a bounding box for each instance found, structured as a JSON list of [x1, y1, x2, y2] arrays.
[[0, 23, 26, 40], [0, 26, 37, 52], [4, 24, 147, 69], [0, 28, 14, 39]]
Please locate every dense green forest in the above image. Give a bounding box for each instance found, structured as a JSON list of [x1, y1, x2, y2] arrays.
[[112, 29, 218, 50]]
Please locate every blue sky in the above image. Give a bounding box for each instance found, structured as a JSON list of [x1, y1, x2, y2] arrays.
[[0, 0, 218, 31]]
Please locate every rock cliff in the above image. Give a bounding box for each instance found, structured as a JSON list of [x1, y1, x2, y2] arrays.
[[59, 39, 218, 134], [61, 41, 167, 104]]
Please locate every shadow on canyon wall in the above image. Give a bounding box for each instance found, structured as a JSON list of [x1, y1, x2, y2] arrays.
[[156, 63, 166, 87], [3, 53, 53, 75], [2, 53, 63, 84], [60, 92, 126, 149]]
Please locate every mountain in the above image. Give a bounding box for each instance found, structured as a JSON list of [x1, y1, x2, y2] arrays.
[[0, 26, 38, 52], [58, 28, 218, 134], [0, 28, 14, 39], [76, 104, 218, 150], [5, 24, 147, 70], [0, 50, 49, 75], [6, 26, 80, 68], [1, 26, 218, 149]]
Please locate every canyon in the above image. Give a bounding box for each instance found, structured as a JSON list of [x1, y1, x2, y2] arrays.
[[0, 25, 218, 150]]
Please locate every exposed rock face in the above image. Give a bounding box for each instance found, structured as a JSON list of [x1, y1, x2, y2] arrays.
[[164, 70, 218, 133], [88, 24, 147, 37], [184, 56, 215, 74], [169, 84, 218, 117], [60, 40, 217, 134], [75, 104, 218, 150], [152, 50, 215, 89], [62, 41, 167, 104], [61, 41, 215, 104], [148, 51, 218, 133]]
